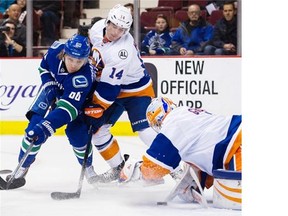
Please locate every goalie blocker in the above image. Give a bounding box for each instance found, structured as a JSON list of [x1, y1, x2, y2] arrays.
[[212, 169, 242, 210]]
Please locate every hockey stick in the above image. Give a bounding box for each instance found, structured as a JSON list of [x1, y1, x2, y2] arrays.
[[51, 126, 93, 200], [1, 86, 59, 190], [0, 140, 35, 190], [189, 167, 208, 208], [157, 165, 191, 205], [157, 164, 208, 208]]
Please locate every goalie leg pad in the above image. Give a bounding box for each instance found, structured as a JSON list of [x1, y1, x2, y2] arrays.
[[212, 169, 242, 210]]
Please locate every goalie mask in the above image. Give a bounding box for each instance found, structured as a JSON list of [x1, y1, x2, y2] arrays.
[[146, 97, 177, 133]]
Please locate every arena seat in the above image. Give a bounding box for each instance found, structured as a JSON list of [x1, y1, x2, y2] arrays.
[[146, 0, 184, 12], [208, 9, 223, 25], [140, 10, 174, 32]]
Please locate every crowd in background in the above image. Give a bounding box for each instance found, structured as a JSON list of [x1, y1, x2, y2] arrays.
[[0, 0, 239, 57]]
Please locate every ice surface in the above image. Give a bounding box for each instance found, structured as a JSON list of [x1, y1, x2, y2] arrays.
[[0, 135, 241, 216]]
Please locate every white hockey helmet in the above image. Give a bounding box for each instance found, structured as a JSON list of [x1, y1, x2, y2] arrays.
[[106, 4, 133, 31], [146, 97, 177, 133]]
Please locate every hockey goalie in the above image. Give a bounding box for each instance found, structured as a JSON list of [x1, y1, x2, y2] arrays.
[[120, 97, 242, 209]]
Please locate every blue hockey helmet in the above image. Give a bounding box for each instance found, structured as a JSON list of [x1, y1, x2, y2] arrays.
[[64, 34, 90, 59]]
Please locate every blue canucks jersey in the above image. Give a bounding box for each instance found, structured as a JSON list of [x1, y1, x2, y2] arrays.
[[38, 41, 96, 129]]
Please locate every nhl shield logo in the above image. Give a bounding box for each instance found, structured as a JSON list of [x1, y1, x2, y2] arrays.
[[118, 49, 128, 59]]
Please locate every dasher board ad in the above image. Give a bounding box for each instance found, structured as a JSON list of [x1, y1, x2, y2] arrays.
[[0, 57, 241, 121], [144, 57, 241, 115]]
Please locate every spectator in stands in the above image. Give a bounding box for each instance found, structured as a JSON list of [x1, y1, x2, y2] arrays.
[[203, 1, 237, 55], [15, 0, 32, 25], [63, 0, 79, 29], [141, 14, 173, 56], [0, 18, 25, 56], [12, 0, 41, 46], [124, 3, 134, 15], [169, 4, 213, 55], [84, 0, 99, 9], [90, 16, 102, 27], [207, 1, 224, 8], [124, 2, 145, 41], [124, 3, 134, 36], [33, 0, 61, 46], [0, 0, 14, 14], [1, 3, 26, 48]]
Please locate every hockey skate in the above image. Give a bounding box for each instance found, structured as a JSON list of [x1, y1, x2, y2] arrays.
[[86, 160, 126, 184], [97, 160, 125, 183], [84, 165, 98, 184]]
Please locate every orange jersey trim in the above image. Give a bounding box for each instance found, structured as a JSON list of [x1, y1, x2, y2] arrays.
[[224, 129, 242, 171], [118, 82, 155, 98]]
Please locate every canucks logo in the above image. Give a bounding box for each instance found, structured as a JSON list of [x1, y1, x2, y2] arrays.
[[72, 75, 88, 88], [75, 42, 82, 48], [118, 49, 128, 60]]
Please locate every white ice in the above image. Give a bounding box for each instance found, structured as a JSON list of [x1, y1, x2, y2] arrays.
[[0, 135, 241, 216]]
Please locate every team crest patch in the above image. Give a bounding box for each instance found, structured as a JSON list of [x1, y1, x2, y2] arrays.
[[118, 49, 128, 59], [72, 75, 88, 88], [39, 102, 48, 110]]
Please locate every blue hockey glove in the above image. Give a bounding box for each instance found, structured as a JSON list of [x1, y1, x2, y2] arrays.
[[42, 81, 62, 102], [84, 103, 105, 133], [26, 120, 55, 145]]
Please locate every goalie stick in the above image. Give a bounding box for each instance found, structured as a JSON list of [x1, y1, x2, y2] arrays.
[[0, 139, 35, 190], [158, 164, 208, 208], [51, 126, 93, 200]]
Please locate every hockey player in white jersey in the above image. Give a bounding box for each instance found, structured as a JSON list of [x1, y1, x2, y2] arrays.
[[120, 97, 242, 203], [83, 4, 159, 184]]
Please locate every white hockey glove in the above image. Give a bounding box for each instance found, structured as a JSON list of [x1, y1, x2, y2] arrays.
[[177, 181, 198, 202], [119, 157, 143, 183], [176, 164, 208, 207], [119, 157, 165, 186]]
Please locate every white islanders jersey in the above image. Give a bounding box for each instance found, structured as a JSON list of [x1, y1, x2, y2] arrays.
[[89, 19, 154, 109]]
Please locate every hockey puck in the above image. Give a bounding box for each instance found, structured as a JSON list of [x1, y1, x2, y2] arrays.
[[157, 201, 167, 206]]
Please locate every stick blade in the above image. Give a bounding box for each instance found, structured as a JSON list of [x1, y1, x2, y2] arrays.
[[51, 191, 80, 200], [0, 177, 26, 190]]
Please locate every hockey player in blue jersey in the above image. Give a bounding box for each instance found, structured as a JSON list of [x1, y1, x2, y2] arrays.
[[7, 33, 96, 181]]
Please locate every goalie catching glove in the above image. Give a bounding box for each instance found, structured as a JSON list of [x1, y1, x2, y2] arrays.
[[26, 120, 55, 145]]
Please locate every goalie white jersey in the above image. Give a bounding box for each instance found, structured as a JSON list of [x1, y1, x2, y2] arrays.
[[89, 19, 154, 110], [142, 106, 241, 180]]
